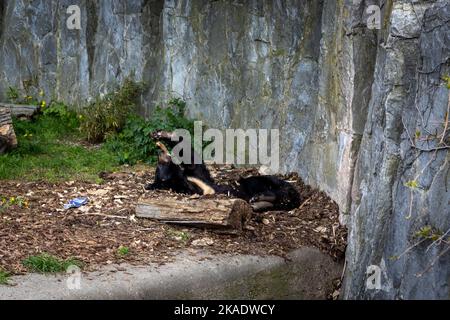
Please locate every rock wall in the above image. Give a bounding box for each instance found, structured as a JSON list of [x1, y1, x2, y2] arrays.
[[0, 0, 369, 214], [0, 0, 448, 299], [343, 0, 450, 299]]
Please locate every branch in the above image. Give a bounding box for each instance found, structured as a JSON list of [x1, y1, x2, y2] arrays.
[[82, 213, 131, 220], [411, 145, 450, 152], [393, 237, 428, 261], [426, 227, 450, 253], [439, 94, 450, 145], [416, 245, 450, 278]]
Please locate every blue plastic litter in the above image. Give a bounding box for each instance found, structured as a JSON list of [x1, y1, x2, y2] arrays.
[[64, 197, 89, 210]]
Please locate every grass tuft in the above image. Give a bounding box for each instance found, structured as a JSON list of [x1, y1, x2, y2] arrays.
[[0, 269, 10, 285], [117, 246, 130, 257], [22, 253, 83, 273]]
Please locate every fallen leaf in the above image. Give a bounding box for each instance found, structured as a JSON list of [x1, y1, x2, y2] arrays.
[[87, 189, 110, 196], [192, 238, 214, 247]]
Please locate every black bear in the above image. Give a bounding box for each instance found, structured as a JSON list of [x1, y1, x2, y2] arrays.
[[234, 176, 301, 212], [151, 130, 214, 184], [186, 173, 301, 212], [145, 142, 215, 195]]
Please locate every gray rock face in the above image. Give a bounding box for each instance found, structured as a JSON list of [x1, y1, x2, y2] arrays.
[[0, 0, 448, 299], [343, 0, 450, 300]]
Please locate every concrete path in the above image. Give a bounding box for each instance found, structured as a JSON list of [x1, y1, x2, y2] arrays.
[[0, 247, 343, 300]]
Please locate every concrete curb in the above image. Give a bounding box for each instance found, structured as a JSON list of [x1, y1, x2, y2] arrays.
[[0, 247, 343, 300]]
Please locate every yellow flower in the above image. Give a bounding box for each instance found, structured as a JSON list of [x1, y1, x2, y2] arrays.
[[39, 90, 44, 96], [26, 96, 32, 101], [41, 100, 46, 107]]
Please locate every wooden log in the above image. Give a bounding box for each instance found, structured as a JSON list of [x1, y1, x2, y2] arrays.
[[0, 103, 40, 118], [136, 197, 252, 232], [0, 107, 17, 154]]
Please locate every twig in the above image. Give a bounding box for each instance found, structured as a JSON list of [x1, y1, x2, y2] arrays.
[[408, 0, 423, 32], [411, 145, 450, 152], [402, 112, 450, 153], [426, 227, 450, 253], [406, 190, 414, 220], [83, 213, 129, 220], [394, 237, 428, 261], [340, 260, 347, 282], [416, 246, 450, 278], [298, 197, 312, 210], [414, 150, 437, 181], [439, 94, 450, 145], [137, 228, 157, 232], [402, 117, 416, 148]]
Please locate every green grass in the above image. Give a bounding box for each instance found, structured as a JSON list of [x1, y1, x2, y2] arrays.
[[117, 246, 130, 257], [0, 115, 119, 182], [22, 253, 83, 273], [0, 269, 10, 285]]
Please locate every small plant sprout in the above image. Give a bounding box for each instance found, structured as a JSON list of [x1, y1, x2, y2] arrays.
[[0, 269, 10, 285], [442, 75, 450, 89], [117, 246, 130, 257], [23, 132, 33, 139], [415, 130, 421, 140], [1, 196, 29, 209], [405, 180, 419, 189], [415, 226, 442, 242]]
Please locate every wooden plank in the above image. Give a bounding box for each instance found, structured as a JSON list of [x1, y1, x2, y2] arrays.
[[136, 197, 252, 232], [0, 103, 40, 118]]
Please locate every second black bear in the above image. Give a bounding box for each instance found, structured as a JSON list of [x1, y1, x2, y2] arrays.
[[234, 176, 301, 212]]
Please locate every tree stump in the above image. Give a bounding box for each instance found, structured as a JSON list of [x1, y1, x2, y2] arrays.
[[0, 107, 17, 154], [136, 197, 253, 233]]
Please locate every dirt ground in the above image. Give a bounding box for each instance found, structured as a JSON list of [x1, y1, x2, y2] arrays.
[[0, 165, 347, 275]]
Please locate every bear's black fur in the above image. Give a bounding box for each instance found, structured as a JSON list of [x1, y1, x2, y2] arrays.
[[147, 134, 301, 212], [234, 176, 301, 212], [151, 130, 214, 184], [144, 151, 203, 195]]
